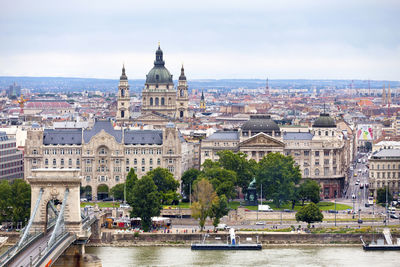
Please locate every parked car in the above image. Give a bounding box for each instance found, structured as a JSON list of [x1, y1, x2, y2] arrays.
[[80, 198, 88, 202], [390, 214, 399, 219], [255, 221, 266, 225], [102, 197, 113, 202], [328, 210, 338, 213]]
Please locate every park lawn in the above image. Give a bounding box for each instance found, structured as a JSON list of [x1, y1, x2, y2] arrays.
[[162, 202, 191, 209], [80, 202, 121, 208]]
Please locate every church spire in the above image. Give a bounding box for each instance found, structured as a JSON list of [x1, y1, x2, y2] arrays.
[[120, 64, 127, 80], [382, 83, 386, 106], [179, 64, 186, 80]]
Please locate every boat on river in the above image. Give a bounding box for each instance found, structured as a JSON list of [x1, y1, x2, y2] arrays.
[[191, 228, 262, 250], [361, 228, 400, 251]]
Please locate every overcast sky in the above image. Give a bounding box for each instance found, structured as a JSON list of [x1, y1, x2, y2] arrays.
[[0, 0, 399, 80]]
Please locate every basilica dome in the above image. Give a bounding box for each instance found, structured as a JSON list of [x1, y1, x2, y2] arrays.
[[313, 113, 336, 128], [145, 45, 173, 84]]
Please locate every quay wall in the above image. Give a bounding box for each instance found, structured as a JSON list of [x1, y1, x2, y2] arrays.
[[92, 232, 399, 246]]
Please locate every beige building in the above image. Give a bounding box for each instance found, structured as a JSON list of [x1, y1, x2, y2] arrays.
[[24, 120, 195, 200], [137, 45, 189, 127], [201, 114, 352, 198], [369, 149, 400, 197]]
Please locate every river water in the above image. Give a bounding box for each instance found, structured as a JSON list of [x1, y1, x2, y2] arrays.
[[86, 246, 399, 267]]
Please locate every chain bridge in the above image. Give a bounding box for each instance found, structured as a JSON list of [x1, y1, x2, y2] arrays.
[[0, 169, 102, 267]]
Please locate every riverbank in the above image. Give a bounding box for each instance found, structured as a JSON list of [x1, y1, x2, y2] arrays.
[[88, 232, 396, 247]]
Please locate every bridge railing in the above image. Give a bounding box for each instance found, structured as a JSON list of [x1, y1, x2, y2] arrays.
[[0, 218, 56, 266]]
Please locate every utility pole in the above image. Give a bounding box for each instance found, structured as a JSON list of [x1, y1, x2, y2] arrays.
[[334, 199, 337, 227]]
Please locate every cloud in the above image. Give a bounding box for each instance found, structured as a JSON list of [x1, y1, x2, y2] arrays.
[[0, 0, 399, 80]]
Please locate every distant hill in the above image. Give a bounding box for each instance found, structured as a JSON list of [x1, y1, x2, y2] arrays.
[[0, 76, 398, 93]]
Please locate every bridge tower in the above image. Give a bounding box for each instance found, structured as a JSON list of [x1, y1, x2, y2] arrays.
[[27, 169, 82, 235]]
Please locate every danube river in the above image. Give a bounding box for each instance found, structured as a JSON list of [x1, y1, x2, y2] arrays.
[[86, 246, 399, 266]]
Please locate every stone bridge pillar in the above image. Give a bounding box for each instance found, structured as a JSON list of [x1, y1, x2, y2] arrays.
[[26, 169, 82, 235]]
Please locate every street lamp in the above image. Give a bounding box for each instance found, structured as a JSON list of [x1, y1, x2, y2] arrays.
[[334, 199, 337, 227]]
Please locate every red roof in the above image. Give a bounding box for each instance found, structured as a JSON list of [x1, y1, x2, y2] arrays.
[[25, 101, 72, 109]]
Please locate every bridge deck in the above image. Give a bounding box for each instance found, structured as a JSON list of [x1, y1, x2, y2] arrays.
[[8, 229, 53, 267]]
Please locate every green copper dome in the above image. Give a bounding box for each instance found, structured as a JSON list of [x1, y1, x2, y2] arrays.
[[145, 45, 173, 84], [313, 113, 336, 128]]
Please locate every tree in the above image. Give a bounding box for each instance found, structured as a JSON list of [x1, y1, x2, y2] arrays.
[[129, 176, 161, 232], [202, 159, 220, 169], [210, 194, 229, 230], [202, 167, 237, 200], [0, 180, 12, 223], [10, 179, 31, 227], [191, 178, 216, 231], [298, 179, 321, 205], [181, 168, 202, 199], [110, 183, 125, 201], [145, 168, 179, 204], [377, 187, 393, 204], [217, 150, 257, 194], [126, 168, 138, 204], [295, 202, 323, 225], [256, 153, 301, 207]]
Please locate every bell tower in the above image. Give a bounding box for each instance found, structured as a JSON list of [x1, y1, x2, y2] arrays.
[[116, 65, 130, 124], [176, 64, 189, 119]]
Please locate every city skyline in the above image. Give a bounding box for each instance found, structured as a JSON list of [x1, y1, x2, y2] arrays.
[[0, 0, 399, 80]]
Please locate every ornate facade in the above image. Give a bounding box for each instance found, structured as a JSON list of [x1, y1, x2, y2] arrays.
[[24, 120, 195, 200], [201, 114, 352, 198], [369, 149, 400, 198], [137, 45, 189, 127]]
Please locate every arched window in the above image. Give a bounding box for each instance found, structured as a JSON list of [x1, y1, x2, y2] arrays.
[[180, 110, 184, 118], [68, 158, 72, 165], [180, 89, 184, 97], [150, 97, 153, 106], [155, 97, 159, 106], [134, 159, 137, 165], [121, 110, 125, 118], [161, 97, 165, 105], [45, 159, 48, 165], [121, 89, 124, 97], [53, 159, 56, 165], [61, 159, 64, 165], [304, 168, 309, 176], [142, 158, 145, 165], [150, 159, 153, 165], [325, 131, 328, 136], [157, 159, 161, 165], [315, 169, 320, 176]]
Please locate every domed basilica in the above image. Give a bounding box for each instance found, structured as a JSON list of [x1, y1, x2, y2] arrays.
[[117, 44, 189, 127]]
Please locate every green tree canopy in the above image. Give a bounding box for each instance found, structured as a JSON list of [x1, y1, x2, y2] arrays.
[[217, 150, 257, 194], [145, 168, 179, 204], [129, 176, 161, 232], [126, 168, 138, 204], [181, 168, 202, 199], [256, 152, 301, 207], [10, 179, 31, 226], [202, 159, 220, 169], [377, 187, 393, 204], [110, 183, 125, 201], [210, 194, 229, 230], [0, 180, 12, 223], [191, 178, 216, 231], [298, 179, 321, 205], [295, 202, 323, 225], [201, 167, 237, 200]]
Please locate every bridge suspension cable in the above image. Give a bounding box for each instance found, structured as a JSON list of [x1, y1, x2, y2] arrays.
[[47, 188, 69, 250], [16, 188, 44, 250]]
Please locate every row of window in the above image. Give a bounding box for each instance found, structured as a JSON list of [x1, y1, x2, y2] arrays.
[[44, 158, 80, 166], [303, 167, 338, 177], [0, 142, 16, 149], [0, 160, 23, 169], [43, 149, 81, 155], [370, 172, 400, 179], [0, 149, 18, 156], [370, 163, 400, 170], [0, 154, 22, 163], [125, 149, 162, 155], [0, 166, 23, 175]]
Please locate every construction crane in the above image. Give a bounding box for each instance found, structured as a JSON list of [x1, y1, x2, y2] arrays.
[[17, 94, 29, 109]]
